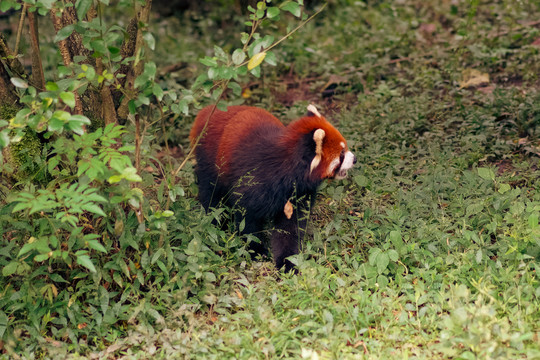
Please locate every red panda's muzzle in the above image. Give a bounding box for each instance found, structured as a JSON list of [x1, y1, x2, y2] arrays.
[[334, 150, 356, 179]]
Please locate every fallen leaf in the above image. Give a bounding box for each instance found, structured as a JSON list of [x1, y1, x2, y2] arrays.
[[459, 69, 490, 89], [242, 88, 252, 99], [235, 289, 243, 299], [284, 200, 293, 219]]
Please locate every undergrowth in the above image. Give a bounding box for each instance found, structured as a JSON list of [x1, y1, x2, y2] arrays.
[[1, 0, 539, 359]]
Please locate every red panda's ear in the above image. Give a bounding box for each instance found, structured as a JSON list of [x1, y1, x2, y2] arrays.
[[310, 128, 325, 174], [307, 104, 322, 117]]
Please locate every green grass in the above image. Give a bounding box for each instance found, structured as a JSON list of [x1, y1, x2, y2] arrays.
[[3, 0, 540, 359], [91, 1, 540, 359]]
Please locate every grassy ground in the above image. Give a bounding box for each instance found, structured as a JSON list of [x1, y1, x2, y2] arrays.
[[85, 1, 540, 359], [5, 0, 538, 359]]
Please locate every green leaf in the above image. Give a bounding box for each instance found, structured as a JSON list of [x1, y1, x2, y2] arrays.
[[528, 212, 539, 229], [199, 56, 218, 67], [66, 120, 85, 135], [1, 0, 19, 12], [49, 273, 67, 283], [0, 310, 7, 338], [228, 82, 242, 96], [75, 0, 93, 20], [264, 51, 277, 66], [375, 252, 389, 274], [214, 45, 228, 62], [84, 65, 96, 80], [124, 172, 142, 183], [368, 248, 381, 266], [53, 110, 71, 121], [475, 249, 483, 264], [466, 202, 484, 216], [60, 92, 76, 108], [46, 82, 59, 91], [2, 262, 19, 276], [161, 210, 174, 217], [267, 7, 280, 18], [250, 65, 261, 78], [0, 129, 9, 149], [87, 239, 107, 253], [128, 99, 137, 114], [90, 39, 107, 54], [232, 49, 246, 65], [387, 249, 399, 262], [134, 73, 148, 89], [281, 1, 301, 17], [84, 204, 106, 217], [70, 114, 91, 124], [108, 175, 123, 184], [76, 254, 97, 272], [48, 117, 65, 132], [34, 253, 50, 262], [144, 62, 157, 79], [54, 24, 75, 42], [377, 274, 388, 288], [498, 183, 511, 194], [477, 167, 495, 181], [143, 32, 155, 50], [260, 35, 274, 49], [18, 242, 35, 257]]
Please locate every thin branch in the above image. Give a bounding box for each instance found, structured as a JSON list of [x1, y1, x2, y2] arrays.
[[0, 34, 25, 77], [14, 3, 28, 56], [117, 0, 153, 120], [27, 10, 46, 91]]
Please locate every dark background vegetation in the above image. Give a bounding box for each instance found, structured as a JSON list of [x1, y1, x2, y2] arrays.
[[0, 0, 539, 358]]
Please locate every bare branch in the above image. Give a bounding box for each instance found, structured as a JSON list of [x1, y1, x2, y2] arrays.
[[116, 0, 153, 120], [27, 10, 45, 91]]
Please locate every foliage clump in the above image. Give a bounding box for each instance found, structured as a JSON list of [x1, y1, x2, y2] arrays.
[[0, 0, 539, 358], [3, 130, 44, 182]]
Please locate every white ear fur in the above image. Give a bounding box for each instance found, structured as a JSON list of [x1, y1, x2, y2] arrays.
[[307, 104, 321, 117], [310, 128, 325, 174]]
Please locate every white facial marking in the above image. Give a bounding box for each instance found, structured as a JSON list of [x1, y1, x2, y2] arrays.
[[307, 104, 321, 117], [327, 158, 341, 176], [340, 142, 345, 148], [334, 151, 356, 180]]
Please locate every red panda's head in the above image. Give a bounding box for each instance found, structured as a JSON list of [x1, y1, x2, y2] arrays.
[[285, 105, 356, 181]]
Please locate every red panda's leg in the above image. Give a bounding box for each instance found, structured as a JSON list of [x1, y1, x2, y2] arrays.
[[194, 162, 224, 212], [238, 213, 269, 258], [271, 198, 311, 272]]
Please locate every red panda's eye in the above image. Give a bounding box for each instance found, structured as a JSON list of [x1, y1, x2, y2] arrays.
[[339, 150, 345, 163]]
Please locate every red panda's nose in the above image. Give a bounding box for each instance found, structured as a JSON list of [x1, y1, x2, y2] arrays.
[[353, 154, 357, 164]]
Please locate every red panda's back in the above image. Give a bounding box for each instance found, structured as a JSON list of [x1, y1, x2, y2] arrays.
[[190, 105, 284, 169]]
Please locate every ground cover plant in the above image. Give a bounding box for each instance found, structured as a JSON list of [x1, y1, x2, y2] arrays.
[[0, 0, 539, 359]]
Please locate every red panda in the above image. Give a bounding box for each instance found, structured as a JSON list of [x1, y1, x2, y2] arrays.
[[189, 104, 356, 271]]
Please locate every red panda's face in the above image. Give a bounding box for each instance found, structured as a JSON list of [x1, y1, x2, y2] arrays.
[[314, 137, 356, 180], [306, 105, 356, 180], [327, 141, 356, 180]]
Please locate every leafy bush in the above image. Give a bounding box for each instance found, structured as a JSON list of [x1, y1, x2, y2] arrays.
[[0, 0, 315, 355]]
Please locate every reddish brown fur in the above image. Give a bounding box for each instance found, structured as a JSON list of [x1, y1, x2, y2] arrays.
[[282, 116, 348, 179], [190, 105, 353, 271], [190, 106, 348, 179], [190, 106, 284, 171]]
